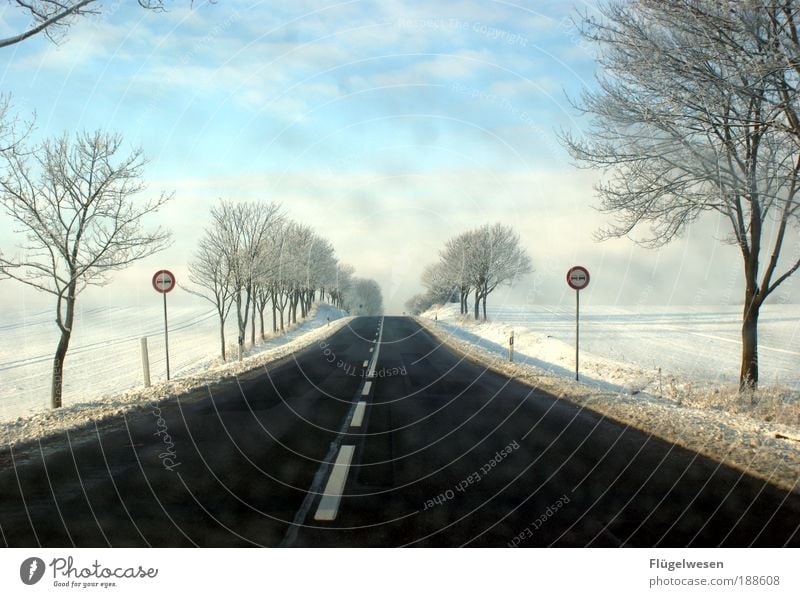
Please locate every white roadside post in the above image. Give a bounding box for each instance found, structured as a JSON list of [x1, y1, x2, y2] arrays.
[[566, 266, 590, 381], [140, 337, 151, 388], [152, 269, 176, 381], [509, 330, 514, 363]]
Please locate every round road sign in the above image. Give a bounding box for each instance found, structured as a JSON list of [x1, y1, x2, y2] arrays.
[[152, 269, 176, 293], [566, 266, 590, 290]]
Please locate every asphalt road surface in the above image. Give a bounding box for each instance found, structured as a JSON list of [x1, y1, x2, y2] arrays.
[[1, 316, 798, 547]]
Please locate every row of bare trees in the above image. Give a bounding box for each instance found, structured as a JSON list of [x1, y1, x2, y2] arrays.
[[0, 6, 380, 410], [0, 128, 376, 408], [562, 0, 800, 389], [186, 199, 367, 361], [407, 223, 532, 320]]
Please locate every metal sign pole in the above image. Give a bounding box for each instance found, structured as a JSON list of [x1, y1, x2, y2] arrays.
[[163, 289, 170, 381], [152, 269, 176, 382], [575, 289, 580, 381], [567, 265, 589, 382]]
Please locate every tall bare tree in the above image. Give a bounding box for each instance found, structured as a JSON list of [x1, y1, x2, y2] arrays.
[[0, 130, 172, 407], [440, 233, 474, 315], [185, 231, 233, 361], [562, 0, 800, 388]]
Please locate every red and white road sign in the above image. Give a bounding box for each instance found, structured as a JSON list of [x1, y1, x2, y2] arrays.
[[566, 266, 590, 290], [152, 269, 176, 293]]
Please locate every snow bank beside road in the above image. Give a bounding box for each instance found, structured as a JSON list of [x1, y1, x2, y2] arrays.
[[1, 304, 352, 448], [419, 304, 800, 493]]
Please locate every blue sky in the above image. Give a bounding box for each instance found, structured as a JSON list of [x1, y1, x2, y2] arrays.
[[1, 0, 796, 313]]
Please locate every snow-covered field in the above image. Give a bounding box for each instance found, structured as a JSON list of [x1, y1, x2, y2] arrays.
[[0, 296, 347, 423], [420, 302, 800, 491], [424, 303, 800, 393]]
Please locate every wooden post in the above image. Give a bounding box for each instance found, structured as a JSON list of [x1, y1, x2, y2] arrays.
[[141, 337, 151, 388]]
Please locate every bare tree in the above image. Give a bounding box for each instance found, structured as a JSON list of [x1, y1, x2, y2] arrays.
[[424, 224, 532, 321], [185, 231, 233, 361], [0, 130, 172, 408], [0, 94, 31, 153], [347, 278, 383, 316], [208, 199, 282, 360], [470, 224, 532, 321], [562, 0, 800, 389], [0, 1, 193, 49], [440, 233, 474, 315], [420, 261, 458, 306], [330, 263, 354, 309]]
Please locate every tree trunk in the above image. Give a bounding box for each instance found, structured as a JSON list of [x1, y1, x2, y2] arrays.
[[219, 316, 226, 361], [235, 293, 244, 361], [271, 289, 278, 333], [482, 292, 487, 321], [474, 292, 480, 320], [740, 298, 760, 389], [51, 291, 76, 409], [250, 298, 256, 347], [740, 197, 762, 390], [51, 330, 71, 409]]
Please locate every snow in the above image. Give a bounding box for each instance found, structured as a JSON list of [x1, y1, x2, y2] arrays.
[[425, 303, 800, 393], [420, 302, 800, 492], [0, 299, 351, 442]]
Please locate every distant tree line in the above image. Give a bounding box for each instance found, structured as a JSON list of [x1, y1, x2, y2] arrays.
[[406, 223, 532, 320], [187, 198, 382, 361]]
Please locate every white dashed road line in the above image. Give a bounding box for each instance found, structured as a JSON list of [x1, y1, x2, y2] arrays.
[[313, 445, 355, 521], [351, 401, 367, 427], [282, 316, 385, 540]]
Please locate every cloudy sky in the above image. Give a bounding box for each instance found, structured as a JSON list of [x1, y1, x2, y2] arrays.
[[1, 0, 798, 314]]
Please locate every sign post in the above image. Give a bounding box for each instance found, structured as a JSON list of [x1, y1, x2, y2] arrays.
[[152, 269, 176, 380], [566, 266, 590, 381]]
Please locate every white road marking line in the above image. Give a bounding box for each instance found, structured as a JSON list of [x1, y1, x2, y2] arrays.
[[351, 401, 367, 427], [362, 360, 368, 368], [366, 315, 385, 379], [313, 445, 355, 521], [361, 381, 372, 396], [369, 347, 373, 352]]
